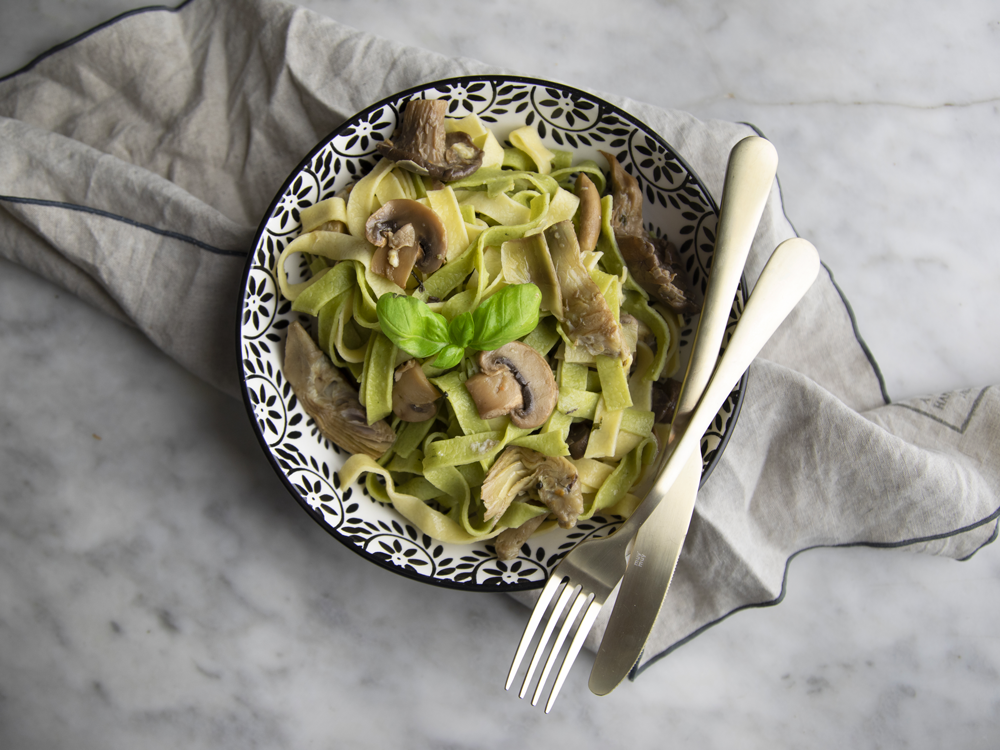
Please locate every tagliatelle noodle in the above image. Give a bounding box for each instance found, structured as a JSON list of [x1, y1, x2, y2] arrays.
[[345, 157, 396, 238], [276, 112, 687, 546], [291, 259, 356, 315], [590, 436, 658, 515], [299, 196, 349, 232], [508, 125, 556, 175], [550, 161, 607, 194], [339, 453, 498, 543], [425, 186, 469, 262], [319, 290, 366, 367]]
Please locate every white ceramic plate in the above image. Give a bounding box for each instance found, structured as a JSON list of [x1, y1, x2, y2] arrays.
[[237, 76, 746, 591]]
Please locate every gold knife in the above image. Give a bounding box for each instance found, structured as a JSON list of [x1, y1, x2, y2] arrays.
[[590, 136, 779, 694]]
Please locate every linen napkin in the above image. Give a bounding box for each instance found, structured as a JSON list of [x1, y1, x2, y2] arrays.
[[1, 0, 997, 678]]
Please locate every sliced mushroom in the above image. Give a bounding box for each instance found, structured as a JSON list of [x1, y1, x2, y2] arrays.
[[482, 446, 583, 530], [495, 513, 547, 560], [284, 321, 396, 458], [566, 420, 592, 460], [600, 150, 700, 315], [574, 172, 602, 254], [600, 150, 645, 236], [545, 220, 623, 358], [463, 367, 524, 420], [376, 98, 484, 182], [465, 342, 558, 429], [617, 233, 699, 314], [651, 377, 683, 424], [391, 359, 441, 422], [365, 199, 448, 287]]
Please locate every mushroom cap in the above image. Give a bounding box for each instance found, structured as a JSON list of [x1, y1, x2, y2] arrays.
[[376, 99, 484, 182], [365, 199, 448, 283], [391, 359, 441, 422], [473, 341, 558, 429]]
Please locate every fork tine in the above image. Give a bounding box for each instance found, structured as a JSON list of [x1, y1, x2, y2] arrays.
[[518, 581, 577, 698], [530, 588, 591, 707], [544, 596, 602, 713], [505, 574, 564, 690]]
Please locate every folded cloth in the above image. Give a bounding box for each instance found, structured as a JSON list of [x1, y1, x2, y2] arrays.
[[1, 0, 997, 677]]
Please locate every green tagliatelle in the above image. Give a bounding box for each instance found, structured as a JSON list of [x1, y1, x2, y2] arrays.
[[274, 110, 686, 547]]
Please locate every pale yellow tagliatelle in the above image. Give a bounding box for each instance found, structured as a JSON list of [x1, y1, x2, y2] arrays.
[[273, 111, 684, 546]]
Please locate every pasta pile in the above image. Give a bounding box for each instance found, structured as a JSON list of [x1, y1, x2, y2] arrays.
[[274, 106, 684, 549]]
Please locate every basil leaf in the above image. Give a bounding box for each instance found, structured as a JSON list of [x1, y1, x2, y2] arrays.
[[448, 311, 475, 349], [471, 284, 542, 351], [432, 345, 465, 370], [376, 294, 450, 358]]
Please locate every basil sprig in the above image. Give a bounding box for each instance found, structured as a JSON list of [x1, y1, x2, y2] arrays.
[[376, 284, 542, 369]]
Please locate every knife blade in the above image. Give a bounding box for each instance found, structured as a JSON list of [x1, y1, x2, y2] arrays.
[[586, 235, 821, 693], [590, 135, 779, 694]]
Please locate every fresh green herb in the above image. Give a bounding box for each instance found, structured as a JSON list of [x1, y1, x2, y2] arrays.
[[433, 345, 465, 369], [470, 283, 541, 350], [375, 284, 542, 368], [375, 294, 450, 358], [448, 311, 475, 349]]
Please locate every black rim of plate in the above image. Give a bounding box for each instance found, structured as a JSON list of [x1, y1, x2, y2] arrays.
[[237, 75, 749, 592]]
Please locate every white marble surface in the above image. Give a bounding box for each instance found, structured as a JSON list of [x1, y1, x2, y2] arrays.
[[1, 1, 999, 748]]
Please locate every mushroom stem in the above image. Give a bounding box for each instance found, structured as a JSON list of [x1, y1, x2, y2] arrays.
[[365, 199, 448, 287], [464, 368, 523, 420], [391, 99, 447, 173], [495, 513, 547, 560]]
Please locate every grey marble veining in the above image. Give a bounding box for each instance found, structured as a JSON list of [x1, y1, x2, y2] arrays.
[[1, 1, 999, 748]]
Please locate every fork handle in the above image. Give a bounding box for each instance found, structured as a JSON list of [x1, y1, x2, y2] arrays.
[[673, 135, 778, 417]]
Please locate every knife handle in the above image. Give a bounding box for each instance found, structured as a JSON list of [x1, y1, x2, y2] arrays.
[[633, 237, 821, 532]]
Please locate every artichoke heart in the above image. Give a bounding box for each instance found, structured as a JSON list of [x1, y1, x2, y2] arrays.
[[481, 446, 583, 530], [284, 321, 396, 459]]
